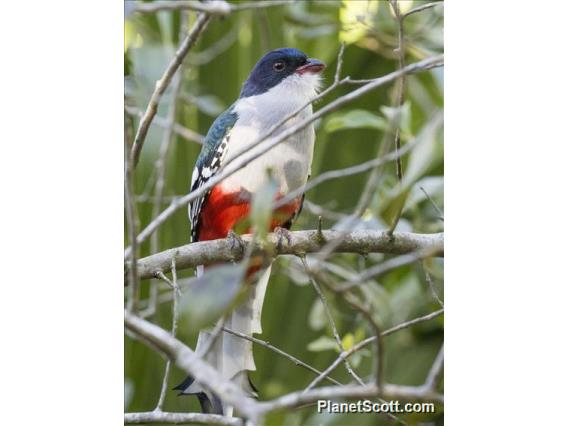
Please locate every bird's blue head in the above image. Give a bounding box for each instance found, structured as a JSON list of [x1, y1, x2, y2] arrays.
[[240, 48, 325, 98]]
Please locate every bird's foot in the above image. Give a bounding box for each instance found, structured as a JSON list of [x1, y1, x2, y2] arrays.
[[273, 226, 292, 250], [226, 230, 245, 255]]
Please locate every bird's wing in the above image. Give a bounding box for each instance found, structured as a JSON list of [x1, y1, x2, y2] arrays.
[[189, 107, 238, 242]]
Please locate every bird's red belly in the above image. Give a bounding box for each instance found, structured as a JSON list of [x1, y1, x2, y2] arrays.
[[198, 185, 302, 242]]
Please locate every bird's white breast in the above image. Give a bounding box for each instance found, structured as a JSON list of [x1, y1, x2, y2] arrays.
[[221, 73, 321, 195]]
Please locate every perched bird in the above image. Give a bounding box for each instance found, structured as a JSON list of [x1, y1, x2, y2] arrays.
[[173, 48, 325, 416]]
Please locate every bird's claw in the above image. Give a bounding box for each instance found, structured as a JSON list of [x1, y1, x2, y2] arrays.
[[274, 226, 292, 250], [226, 230, 245, 255]]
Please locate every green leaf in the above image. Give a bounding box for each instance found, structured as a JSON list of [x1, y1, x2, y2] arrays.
[[250, 175, 279, 239], [341, 333, 355, 350], [324, 109, 389, 133], [380, 112, 443, 224], [179, 264, 246, 332], [307, 335, 337, 352], [308, 299, 327, 331], [381, 102, 412, 136]]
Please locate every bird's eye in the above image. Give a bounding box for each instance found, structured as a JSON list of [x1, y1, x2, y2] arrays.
[[273, 62, 285, 72]]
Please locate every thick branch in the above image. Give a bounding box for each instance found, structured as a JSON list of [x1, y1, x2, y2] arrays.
[[130, 230, 443, 281], [124, 412, 242, 425]]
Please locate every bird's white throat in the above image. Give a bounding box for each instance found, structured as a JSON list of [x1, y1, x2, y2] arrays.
[[221, 72, 321, 195]]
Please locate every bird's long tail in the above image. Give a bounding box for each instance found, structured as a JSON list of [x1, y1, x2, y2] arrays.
[[174, 264, 271, 416]]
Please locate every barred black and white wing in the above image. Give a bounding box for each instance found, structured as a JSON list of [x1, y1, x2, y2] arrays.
[[189, 108, 237, 242]]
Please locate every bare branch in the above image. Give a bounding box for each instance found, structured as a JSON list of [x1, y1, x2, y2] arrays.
[[387, 0, 407, 236], [129, 230, 443, 281], [147, 14, 188, 317], [305, 309, 444, 391], [125, 55, 443, 255], [124, 411, 242, 425], [424, 344, 444, 391], [301, 257, 364, 386], [342, 291, 384, 390], [154, 257, 180, 411], [403, 1, 443, 19], [130, 13, 211, 168], [382, 309, 443, 337], [335, 243, 444, 293], [230, 1, 296, 12], [419, 185, 444, 221], [130, 0, 296, 16], [125, 112, 140, 313], [423, 262, 444, 307]]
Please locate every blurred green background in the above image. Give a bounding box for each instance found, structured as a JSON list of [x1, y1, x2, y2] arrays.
[[125, 1, 444, 425]]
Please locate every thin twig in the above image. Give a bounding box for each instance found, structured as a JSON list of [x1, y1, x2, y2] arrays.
[[419, 185, 444, 221], [342, 290, 384, 390], [423, 262, 444, 307], [130, 13, 210, 168], [125, 111, 140, 313], [403, 1, 443, 19], [424, 344, 444, 390], [335, 243, 444, 293], [300, 257, 364, 386], [221, 327, 342, 387], [154, 257, 180, 412], [230, 0, 296, 12], [387, 0, 407, 236], [199, 313, 228, 358], [148, 20, 187, 317], [305, 309, 444, 391]]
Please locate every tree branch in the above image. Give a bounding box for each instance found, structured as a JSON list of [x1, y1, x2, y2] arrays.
[[403, 1, 443, 19], [306, 309, 444, 390], [124, 411, 242, 425], [130, 0, 296, 16], [125, 310, 443, 423], [129, 230, 443, 281], [222, 327, 342, 387], [301, 257, 365, 386], [130, 13, 211, 168]]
